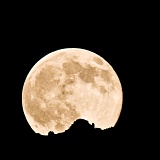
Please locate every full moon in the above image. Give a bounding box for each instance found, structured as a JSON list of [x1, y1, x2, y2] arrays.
[[22, 48, 123, 135]]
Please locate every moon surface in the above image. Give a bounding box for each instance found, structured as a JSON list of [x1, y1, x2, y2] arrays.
[[22, 48, 123, 135]]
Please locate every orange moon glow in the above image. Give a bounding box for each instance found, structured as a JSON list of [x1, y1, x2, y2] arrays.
[[22, 48, 123, 135]]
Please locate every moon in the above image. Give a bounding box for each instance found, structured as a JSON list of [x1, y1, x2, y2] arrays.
[[22, 48, 123, 135]]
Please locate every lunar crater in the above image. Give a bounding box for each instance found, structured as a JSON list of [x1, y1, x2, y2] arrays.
[[93, 56, 104, 65]]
